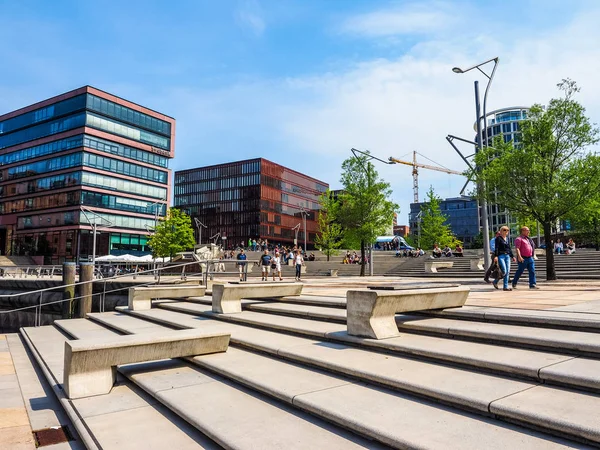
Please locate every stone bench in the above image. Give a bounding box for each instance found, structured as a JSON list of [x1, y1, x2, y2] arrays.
[[63, 329, 230, 399], [470, 258, 485, 271], [128, 285, 206, 311], [347, 286, 470, 339], [212, 282, 303, 314], [424, 260, 454, 273]]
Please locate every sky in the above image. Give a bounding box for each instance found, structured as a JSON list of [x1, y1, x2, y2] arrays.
[[1, 0, 599, 223]]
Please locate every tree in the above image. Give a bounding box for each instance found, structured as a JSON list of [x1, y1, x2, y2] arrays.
[[419, 186, 461, 250], [565, 193, 600, 250], [147, 208, 196, 259], [314, 190, 343, 261], [337, 152, 398, 276], [475, 79, 600, 280]]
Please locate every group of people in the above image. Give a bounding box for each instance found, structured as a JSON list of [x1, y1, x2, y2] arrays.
[[236, 246, 306, 282], [431, 244, 464, 258], [343, 251, 365, 264], [395, 248, 425, 257], [553, 238, 576, 255], [484, 226, 538, 291]]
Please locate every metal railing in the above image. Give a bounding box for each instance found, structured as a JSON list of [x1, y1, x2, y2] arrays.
[[0, 265, 63, 279], [0, 259, 209, 328]]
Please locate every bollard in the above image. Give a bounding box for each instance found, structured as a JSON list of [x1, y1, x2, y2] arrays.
[[62, 262, 76, 319], [78, 263, 93, 318]]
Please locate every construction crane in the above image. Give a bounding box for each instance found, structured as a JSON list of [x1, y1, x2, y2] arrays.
[[388, 151, 465, 203]]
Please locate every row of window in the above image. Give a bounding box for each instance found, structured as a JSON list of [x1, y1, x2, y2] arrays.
[[175, 160, 261, 184], [0, 134, 169, 169], [0, 171, 166, 200], [81, 191, 166, 216], [0, 112, 86, 150], [0, 95, 86, 136], [83, 152, 168, 183], [4, 151, 168, 184], [0, 189, 165, 216], [79, 211, 156, 231], [174, 175, 260, 196], [0, 111, 171, 152], [86, 113, 169, 150], [87, 94, 171, 137]]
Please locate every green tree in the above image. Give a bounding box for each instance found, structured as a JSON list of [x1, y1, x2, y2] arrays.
[[314, 190, 344, 261], [338, 152, 398, 276], [419, 186, 461, 250], [475, 79, 600, 280], [565, 194, 600, 250], [147, 208, 196, 259]]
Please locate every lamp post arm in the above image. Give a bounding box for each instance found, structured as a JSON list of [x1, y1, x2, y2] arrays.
[[481, 58, 499, 146]]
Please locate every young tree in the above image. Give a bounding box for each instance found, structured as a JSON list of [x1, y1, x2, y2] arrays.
[[338, 152, 398, 276], [419, 186, 461, 250], [475, 79, 600, 280], [147, 208, 196, 259], [314, 190, 343, 261]]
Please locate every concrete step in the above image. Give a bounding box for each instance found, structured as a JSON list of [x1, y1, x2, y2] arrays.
[[421, 306, 600, 331], [395, 315, 600, 355], [19, 325, 220, 450], [142, 302, 600, 391], [92, 310, 599, 446], [46, 317, 384, 449]]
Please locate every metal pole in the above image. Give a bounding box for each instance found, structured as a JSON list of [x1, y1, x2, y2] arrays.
[[475, 81, 492, 270], [91, 223, 97, 266], [303, 213, 307, 253]]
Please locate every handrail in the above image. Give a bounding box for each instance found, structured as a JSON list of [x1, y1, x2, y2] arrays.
[[0, 258, 262, 319], [0, 259, 211, 300]]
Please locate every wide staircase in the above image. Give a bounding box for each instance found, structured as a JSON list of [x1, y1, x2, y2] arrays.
[[399, 248, 600, 280], [9, 290, 600, 448]]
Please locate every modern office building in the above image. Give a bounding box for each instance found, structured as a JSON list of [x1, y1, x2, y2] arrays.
[[409, 195, 479, 247], [0, 86, 173, 263], [174, 159, 328, 250]]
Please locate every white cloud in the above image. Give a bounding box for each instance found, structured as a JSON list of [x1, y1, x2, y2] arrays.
[[338, 1, 461, 37], [235, 0, 266, 36]]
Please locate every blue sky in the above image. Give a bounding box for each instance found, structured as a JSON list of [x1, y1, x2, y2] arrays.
[[1, 0, 599, 222]]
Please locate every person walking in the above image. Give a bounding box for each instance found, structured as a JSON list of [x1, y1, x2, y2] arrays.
[[294, 249, 304, 281], [512, 226, 539, 289], [272, 250, 283, 281], [260, 249, 272, 281], [494, 226, 515, 291], [236, 249, 247, 281], [484, 231, 501, 283]]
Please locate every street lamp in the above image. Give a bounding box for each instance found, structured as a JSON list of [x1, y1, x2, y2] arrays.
[[452, 57, 499, 271], [298, 205, 308, 254], [292, 223, 301, 247], [80, 206, 113, 267], [194, 218, 207, 246]]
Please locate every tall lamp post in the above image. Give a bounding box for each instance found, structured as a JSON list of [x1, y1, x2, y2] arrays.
[[452, 57, 499, 271], [299, 206, 308, 254]]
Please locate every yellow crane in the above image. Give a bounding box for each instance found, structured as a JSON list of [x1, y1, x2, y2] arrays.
[[388, 151, 465, 203]]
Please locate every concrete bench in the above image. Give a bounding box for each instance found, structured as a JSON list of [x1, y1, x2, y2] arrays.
[[424, 260, 453, 273], [470, 258, 484, 271], [212, 282, 303, 314], [63, 329, 229, 399], [347, 286, 470, 339], [329, 269, 339, 277], [535, 248, 545, 256], [128, 285, 206, 311]]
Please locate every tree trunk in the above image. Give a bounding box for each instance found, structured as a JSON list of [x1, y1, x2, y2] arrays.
[[327, 252, 330, 262], [543, 222, 557, 281], [360, 240, 366, 277]]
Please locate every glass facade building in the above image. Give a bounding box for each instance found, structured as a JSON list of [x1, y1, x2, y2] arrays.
[[0, 86, 174, 262], [174, 158, 328, 249], [409, 196, 480, 247]]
